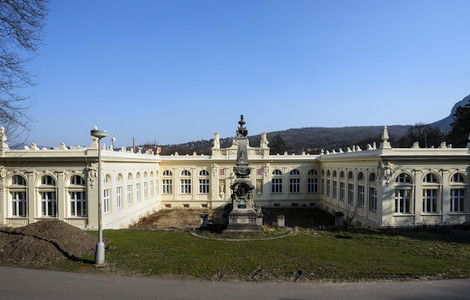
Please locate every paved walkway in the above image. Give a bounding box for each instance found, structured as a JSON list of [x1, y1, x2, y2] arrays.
[[0, 266, 468, 299]]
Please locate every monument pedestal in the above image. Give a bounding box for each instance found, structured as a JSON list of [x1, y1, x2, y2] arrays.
[[226, 207, 262, 232]]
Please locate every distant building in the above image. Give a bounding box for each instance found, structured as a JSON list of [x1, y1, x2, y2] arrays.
[[0, 126, 469, 229]]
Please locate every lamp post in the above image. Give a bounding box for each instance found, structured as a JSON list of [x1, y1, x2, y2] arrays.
[[91, 126, 108, 266]]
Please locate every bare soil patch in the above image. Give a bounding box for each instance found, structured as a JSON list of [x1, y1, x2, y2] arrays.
[[130, 208, 226, 230], [131, 207, 335, 230], [0, 220, 97, 267]]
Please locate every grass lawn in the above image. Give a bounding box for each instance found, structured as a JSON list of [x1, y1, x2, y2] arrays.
[[55, 226, 470, 282]]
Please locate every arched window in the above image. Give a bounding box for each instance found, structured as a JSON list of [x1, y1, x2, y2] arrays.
[[422, 173, 440, 213], [358, 172, 364, 181], [127, 173, 133, 205], [326, 170, 331, 177], [41, 175, 55, 186], [308, 169, 318, 176], [69, 175, 87, 217], [347, 172, 354, 203], [289, 169, 300, 193], [272, 169, 283, 193], [39, 175, 57, 217], [180, 170, 191, 194], [162, 170, 173, 194], [340, 171, 345, 179], [332, 171, 337, 178], [10, 175, 27, 217], [396, 173, 412, 183], [395, 173, 413, 214], [451, 173, 465, 183], [290, 169, 300, 176], [12, 175, 26, 186], [103, 174, 112, 212], [369, 173, 377, 211], [423, 173, 438, 183], [198, 170, 209, 194], [307, 169, 318, 193], [116, 174, 123, 209], [70, 175, 86, 185], [450, 173, 466, 212]]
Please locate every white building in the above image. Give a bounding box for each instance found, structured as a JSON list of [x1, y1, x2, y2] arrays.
[[0, 126, 469, 229]]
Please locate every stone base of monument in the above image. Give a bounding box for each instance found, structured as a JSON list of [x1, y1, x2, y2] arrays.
[[225, 209, 263, 232]]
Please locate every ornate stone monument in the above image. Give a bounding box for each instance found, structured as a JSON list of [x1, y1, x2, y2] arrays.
[[225, 115, 263, 232]]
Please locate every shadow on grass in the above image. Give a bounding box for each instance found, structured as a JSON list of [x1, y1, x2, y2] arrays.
[[323, 224, 470, 244]]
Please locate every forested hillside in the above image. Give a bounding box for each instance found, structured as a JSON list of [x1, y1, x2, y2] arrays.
[[154, 125, 411, 155]]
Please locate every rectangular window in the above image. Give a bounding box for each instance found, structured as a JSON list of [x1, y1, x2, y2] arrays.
[[450, 189, 465, 212], [11, 192, 26, 217], [340, 183, 345, 201], [348, 184, 354, 204], [358, 186, 365, 207], [272, 179, 282, 193], [199, 179, 210, 194], [181, 179, 191, 194], [150, 181, 153, 197], [307, 178, 318, 193], [326, 180, 331, 196], [321, 179, 325, 194], [333, 181, 337, 198], [423, 189, 438, 213], [127, 184, 132, 205], [162, 179, 172, 194], [116, 187, 122, 209], [104, 189, 110, 213], [289, 178, 300, 193], [70, 191, 86, 217], [395, 189, 411, 213], [40, 191, 56, 217], [369, 187, 377, 211]]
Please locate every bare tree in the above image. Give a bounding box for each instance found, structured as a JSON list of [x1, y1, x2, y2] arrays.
[[0, 0, 49, 144]]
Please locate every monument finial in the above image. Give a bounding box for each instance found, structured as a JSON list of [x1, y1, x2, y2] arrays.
[[237, 114, 248, 138]]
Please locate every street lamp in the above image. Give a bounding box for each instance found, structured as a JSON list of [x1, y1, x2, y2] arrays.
[[91, 126, 108, 266]]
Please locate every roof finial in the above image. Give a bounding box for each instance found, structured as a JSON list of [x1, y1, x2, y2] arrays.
[[380, 126, 391, 149]]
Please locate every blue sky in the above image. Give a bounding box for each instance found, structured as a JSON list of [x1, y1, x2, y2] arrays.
[[23, 0, 470, 147]]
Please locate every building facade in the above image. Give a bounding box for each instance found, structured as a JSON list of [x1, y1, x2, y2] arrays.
[[0, 127, 469, 229]]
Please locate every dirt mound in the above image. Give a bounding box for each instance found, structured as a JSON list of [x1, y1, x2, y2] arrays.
[[0, 220, 97, 266]]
